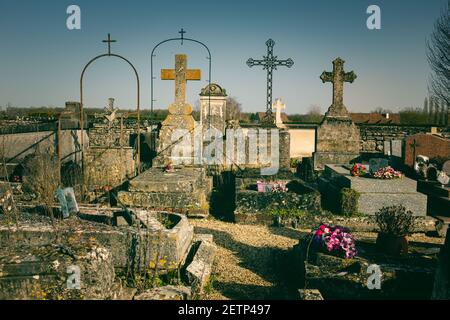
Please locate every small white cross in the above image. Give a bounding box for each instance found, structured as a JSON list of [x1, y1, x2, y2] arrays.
[[273, 98, 286, 126]]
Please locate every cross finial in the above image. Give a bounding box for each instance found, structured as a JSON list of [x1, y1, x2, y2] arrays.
[[102, 33, 117, 55], [179, 28, 186, 45]]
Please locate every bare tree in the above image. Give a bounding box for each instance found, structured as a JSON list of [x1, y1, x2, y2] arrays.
[[308, 104, 322, 115], [371, 107, 393, 114], [226, 97, 242, 121], [427, 1, 450, 106]]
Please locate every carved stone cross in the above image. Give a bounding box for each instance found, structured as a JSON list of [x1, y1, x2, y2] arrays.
[[273, 98, 286, 125], [320, 58, 356, 117], [161, 54, 201, 105]]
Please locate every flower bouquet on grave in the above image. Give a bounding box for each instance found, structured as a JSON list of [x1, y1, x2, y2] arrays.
[[350, 163, 368, 177], [309, 224, 358, 259], [373, 166, 403, 179], [271, 181, 288, 193], [257, 180, 265, 193]]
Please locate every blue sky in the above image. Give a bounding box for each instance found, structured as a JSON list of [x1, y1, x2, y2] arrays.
[[0, 0, 447, 114]]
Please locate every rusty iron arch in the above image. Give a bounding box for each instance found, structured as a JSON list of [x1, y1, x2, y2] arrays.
[[79, 34, 141, 174], [150, 29, 212, 129]]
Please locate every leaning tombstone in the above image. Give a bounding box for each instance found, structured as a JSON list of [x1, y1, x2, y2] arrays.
[[55, 187, 69, 219], [64, 187, 79, 215]]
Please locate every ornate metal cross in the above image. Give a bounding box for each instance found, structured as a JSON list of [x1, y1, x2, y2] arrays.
[[320, 58, 356, 108], [247, 39, 294, 118], [102, 33, 117, 55], [161, 54, 201, 105]]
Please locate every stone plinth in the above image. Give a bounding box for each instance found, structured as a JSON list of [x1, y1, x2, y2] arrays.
[[118, 167, 212, 217], [314, 118, 360, 169], [320, 164, 427, 216]]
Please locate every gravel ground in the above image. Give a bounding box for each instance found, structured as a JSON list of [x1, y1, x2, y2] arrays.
[[190, 219, 308, 300], [190, 219, 445, 300]]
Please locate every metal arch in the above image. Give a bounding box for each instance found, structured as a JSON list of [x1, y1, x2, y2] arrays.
[[150, 34, 212, 129], [79, 53, 141, 174]]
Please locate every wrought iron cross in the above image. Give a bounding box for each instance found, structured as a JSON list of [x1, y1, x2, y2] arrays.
[[247, 39, 294, 117], [102, 33, 117, 55], [179, 28, 186, 45]]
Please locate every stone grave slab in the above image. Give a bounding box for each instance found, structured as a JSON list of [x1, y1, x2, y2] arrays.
[[321, 164, 427, 216], [118, 167, 212, 218]]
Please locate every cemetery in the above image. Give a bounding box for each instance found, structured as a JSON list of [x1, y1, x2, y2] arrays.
[[1, 2, 450, 302]]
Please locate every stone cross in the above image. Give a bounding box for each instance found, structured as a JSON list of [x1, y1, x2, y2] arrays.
[[273, 98, 286, 125], [161, 54, 201, 105], [320, 58, 356, 116], [104, 98, 118, 128]]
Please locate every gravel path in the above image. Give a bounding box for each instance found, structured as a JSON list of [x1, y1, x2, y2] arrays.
[[191, 219, 445, 300], [190, 219, 308, 300]]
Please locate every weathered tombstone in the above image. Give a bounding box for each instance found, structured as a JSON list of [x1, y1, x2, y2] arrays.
[[199, 83, 227, 136], [55, 187, 69, 218], [369, 158, 389, 174], [313, 58, 360, 169], [63, 187, 79, 214], [391, 140, 403, 158]]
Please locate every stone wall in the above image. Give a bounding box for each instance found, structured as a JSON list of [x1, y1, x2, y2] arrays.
[[359, 124, 449, 154], [84, 147, 135, 190]]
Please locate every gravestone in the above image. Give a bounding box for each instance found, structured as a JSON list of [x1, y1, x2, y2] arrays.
[[199, 83, 227, 136], [118, 54, 212, 217], [84, 98, 135, 196], [154, 54, 201, 167], [369, 158, 389, 174], [313, 58, 360, 169], [405, 134, 450, 168]]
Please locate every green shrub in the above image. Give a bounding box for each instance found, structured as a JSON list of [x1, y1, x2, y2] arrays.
[[339, 188, 360, 217], [375, 205, 417, 236], [268, 208, 307, 218]]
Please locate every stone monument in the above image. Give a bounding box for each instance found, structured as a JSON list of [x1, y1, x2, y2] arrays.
[[313, 58, 360, 169], [154, 54, 201, 166], [199, 83, 227, 136], [118, 54, 212, 217], [273, 98, 287, 128]]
